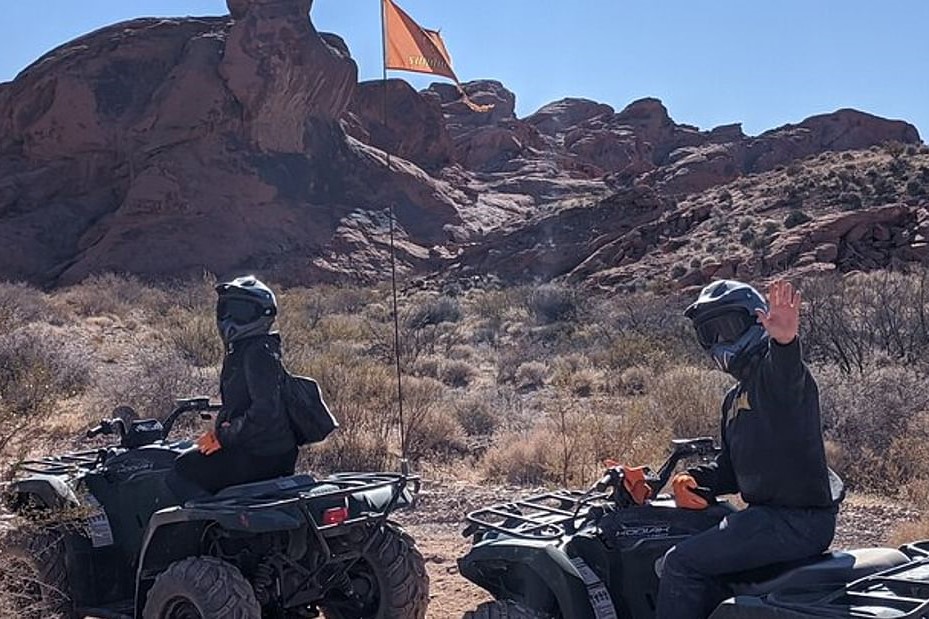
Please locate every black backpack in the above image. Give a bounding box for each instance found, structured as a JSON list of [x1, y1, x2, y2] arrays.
[[280, 368, 339, 445]]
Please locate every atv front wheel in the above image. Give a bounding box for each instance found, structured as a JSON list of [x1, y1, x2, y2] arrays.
[[322, 522, 429, 619], [464, 600, 553, 619], [0, 528, 74, 619], [143, 556, 261, 619]]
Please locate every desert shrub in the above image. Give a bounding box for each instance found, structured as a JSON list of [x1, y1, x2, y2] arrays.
[[91, 341, 214, 424], [526, 284, 577, 324], [440, 359, 479, 388], [838, 191, 863, 211], [0, 283, 58, 334], [452, 392, 502, 436], [446, 344, 477, 361], [594, 332, 673, 373], [817, 362, 929, 489], [803, 270, 929, 372], [291, 345, 394, 471], [784, 210, 812, 229], [61, 273, 166, 318], [482, 429, 554, 485], [412, 355, 442, 378], [163, 309, 221, 367], [404, 295, 462, 329], [647, 366, 730, 440], [515, 361, 548, 389], [400, 376, 465, 460], [616, 366, 654, 396], [0, 325, 92, 454]]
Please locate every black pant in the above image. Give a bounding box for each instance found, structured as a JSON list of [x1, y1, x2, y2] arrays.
[[167, 446, 298, 501], [656, 505, 836, 619]]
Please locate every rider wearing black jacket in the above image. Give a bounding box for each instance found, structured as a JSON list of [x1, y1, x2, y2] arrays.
[[169, 276, 297, 498], [656, 279, 843, 619]]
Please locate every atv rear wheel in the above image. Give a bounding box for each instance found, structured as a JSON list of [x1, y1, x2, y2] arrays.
[[143, 556, 261, 619], [322, 522, 429, 619], [464, 600, 553, 619], [0, 528, 74, 619]]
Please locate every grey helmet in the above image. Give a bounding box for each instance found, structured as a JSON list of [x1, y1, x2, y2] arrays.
[[215, 275, 277, 345], [684, 280, 769, 379]]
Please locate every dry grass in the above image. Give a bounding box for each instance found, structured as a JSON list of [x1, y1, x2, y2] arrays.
[[2, 272, 928, 505]]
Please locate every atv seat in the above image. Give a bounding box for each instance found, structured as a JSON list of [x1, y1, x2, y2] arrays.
[[211, 474, 318, 500], [728, 548, 910, 595]]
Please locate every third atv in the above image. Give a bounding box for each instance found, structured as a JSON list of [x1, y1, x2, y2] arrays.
[[459, 437, 929, 618]]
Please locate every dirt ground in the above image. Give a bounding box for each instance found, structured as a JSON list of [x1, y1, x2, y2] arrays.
[[0, 481, 921, 619]]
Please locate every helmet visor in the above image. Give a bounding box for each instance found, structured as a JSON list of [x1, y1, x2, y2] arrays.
[[694, 312, 757, 349], [217, 298, 263, 325]]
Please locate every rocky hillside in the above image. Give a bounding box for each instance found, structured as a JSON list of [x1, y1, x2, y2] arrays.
[[0, 0, 924, 288]]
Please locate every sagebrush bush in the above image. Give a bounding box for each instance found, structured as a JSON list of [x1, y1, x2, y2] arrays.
[[526, 284, 577, 324], [817, 362, 929, 489], [515, 361, 548, 389], [648, 366, 730, 441], [404, 295, 462, 329], [440, 359, 478, 388], [60, 273, 167, 318], [0, 283, 58, 334], [91, 341, 214, 423], [0, 325, 92, 454], [162, 309, 221, 367], [452, 392, 502, 436]]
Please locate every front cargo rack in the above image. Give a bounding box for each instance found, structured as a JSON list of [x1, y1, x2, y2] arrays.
[[18, 450, 102, 475], [464, 489, 611, 541]]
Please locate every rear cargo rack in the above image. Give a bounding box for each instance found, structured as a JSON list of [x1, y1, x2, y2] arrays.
[[18, 450, 102, 475], [465, 489, 611, 541], [768, 557, 929, 617]]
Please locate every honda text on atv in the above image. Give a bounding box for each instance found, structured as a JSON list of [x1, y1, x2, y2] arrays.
[[459, 437, 929, 618], [2, 397, 429, 619]]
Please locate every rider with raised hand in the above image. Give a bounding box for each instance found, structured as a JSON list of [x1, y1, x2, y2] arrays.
[[656, 279, 843, 619]]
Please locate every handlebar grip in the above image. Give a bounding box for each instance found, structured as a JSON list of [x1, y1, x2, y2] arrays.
[[594, 472, 613, 493], [86, 426, 103, 439]]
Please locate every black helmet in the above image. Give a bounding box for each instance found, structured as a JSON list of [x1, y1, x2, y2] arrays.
[[215, 275, 277, 345], [684, 280, 769, 378]]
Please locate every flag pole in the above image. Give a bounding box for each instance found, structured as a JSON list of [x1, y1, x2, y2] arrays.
[[380, 0, 409, 477]]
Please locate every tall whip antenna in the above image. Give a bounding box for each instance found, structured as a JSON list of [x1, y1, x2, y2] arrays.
[[381, 0, 409, 476]]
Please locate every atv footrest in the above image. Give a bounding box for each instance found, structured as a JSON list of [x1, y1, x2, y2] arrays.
[[465, 490, 610, 540]]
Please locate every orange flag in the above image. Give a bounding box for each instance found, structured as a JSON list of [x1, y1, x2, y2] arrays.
[[382, 0, 492, 112]]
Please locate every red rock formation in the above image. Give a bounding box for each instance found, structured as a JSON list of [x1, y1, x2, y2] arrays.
[[0, 0, 460, 285], [0, 0, 923, 289]]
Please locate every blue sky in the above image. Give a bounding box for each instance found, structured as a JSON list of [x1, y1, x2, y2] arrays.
[[1, 1, 926, 139]]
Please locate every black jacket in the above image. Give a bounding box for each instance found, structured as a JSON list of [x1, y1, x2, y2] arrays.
[[215, 333, 296, 457], [689, 338, 843, 508]]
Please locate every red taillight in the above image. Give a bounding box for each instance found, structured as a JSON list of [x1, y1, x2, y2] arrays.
[[322, 506, 349, 525]]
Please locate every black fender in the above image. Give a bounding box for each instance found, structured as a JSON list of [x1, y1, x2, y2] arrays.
[[458, 537, 609, 619], [5, 474, 79, 511]]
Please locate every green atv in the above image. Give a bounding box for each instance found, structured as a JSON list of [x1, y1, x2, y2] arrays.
[[459, 438, 929, 618], [1, 397, 429, 618]]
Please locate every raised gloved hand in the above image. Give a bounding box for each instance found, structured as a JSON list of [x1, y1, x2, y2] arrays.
[[672, 473, 712, 510], [196, 430, 222, 455]]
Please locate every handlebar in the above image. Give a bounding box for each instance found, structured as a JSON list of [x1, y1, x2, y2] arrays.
[[161, 397, 223, 439], [590, 437, 720, 504], [653, 437, 719, 493], [86, 397, 222, 444]]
